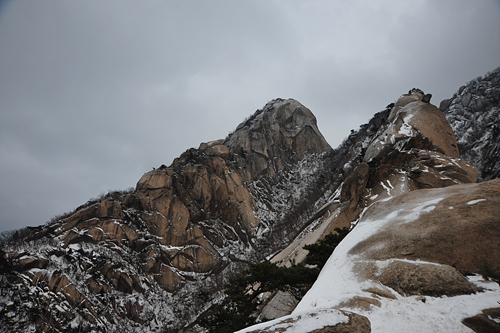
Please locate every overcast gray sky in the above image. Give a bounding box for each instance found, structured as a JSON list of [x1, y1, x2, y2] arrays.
[[0, 0, 499, 233]]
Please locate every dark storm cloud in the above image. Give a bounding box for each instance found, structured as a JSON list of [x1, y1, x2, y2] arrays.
[[0, 0, 499, 232]]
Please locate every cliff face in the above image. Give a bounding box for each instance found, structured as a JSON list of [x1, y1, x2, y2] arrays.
[[225, 98, 330, 181], [317, 88, 477, 242], [133, 98, 332, 256]]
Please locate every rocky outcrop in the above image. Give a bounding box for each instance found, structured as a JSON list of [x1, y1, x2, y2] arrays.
[[224, 99, 330, 181], [321, 88, 477, 237], [462, 308, 500, 333], [360, 260, 477, 297], [370, 88, 459, 161], [308, 312, 371, 333], [441, 67, 500, 181], [259, 290, 299, 321], [350, 179, 500, 281]]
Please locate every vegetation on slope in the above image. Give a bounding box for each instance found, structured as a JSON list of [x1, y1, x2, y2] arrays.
[[198, 227, 350, 333]]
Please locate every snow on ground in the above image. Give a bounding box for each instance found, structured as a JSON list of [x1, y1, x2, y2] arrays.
[[237, 186, 500, 332], [238, 279, 498, 333], [367, 276, 499, 333], [235, 308, 350, 333]]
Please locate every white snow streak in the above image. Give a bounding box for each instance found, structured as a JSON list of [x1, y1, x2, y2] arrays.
[[466, 199, 486, 205]]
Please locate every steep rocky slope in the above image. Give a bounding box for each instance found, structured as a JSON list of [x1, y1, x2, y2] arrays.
[[441, 67, 500, 181], [0, 99, 338, 332], [272, 88, 477, 269]]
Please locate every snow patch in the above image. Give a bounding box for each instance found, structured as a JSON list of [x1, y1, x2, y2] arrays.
[[466, 199, 486, 205], [398, 122, 414, 136], [236, 308, 349, 333], [368, 289, 500, 332], [68, 244, 81, 251]]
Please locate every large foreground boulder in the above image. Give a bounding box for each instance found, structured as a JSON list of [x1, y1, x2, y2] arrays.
[[238, 179, 500, 332]]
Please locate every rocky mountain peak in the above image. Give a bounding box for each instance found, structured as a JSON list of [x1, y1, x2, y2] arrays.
[[134, 98, 332, 245], [365, 88, 459, 163], [0, 98, 336, 332], [308, 88, 478, 241], [224, 98, 330, 181]]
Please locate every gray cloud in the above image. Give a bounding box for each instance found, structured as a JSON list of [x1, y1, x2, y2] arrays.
[[1, 0, 499, 232]]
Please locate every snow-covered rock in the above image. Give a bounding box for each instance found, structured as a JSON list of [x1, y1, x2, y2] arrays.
[[321, 88, 477, 239], [442, 67, 500, 182]]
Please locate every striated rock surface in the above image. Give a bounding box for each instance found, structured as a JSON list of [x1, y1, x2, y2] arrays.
[[225, 98, 330, 181]]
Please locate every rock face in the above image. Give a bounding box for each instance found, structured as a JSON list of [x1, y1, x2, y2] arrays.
[[462, 308, 500, 333], [321, 88, 477, 238], [370, 88, 459, 161], [259, 290, 299, 321], [350, 180, 500, 282], [441, 67, 500, 181], [225, 98, 330, 181], [0, 99, 335, 333]]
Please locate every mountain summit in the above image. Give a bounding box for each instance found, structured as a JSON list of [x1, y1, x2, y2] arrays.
[[0, 98, 334, 332], [1, 70, 499, 333]]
